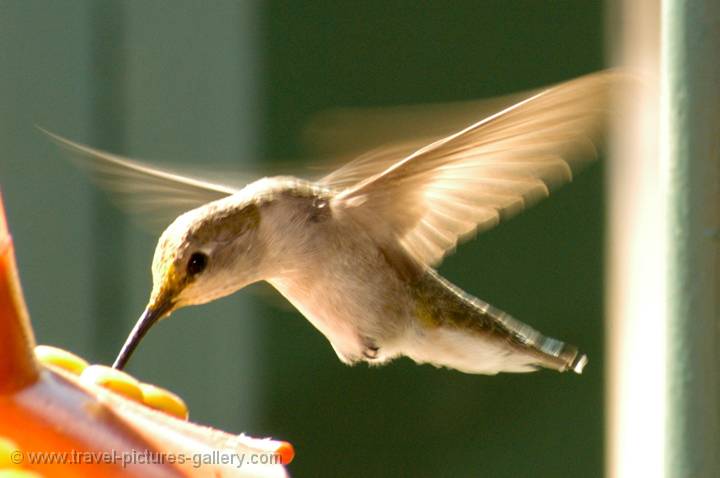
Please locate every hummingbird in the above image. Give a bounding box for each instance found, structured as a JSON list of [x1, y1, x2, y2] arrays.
[[44, 71, 621, 375]]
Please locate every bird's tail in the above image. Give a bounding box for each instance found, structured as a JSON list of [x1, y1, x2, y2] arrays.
[[490, 311, 589, 374], [412, 269, 588, 375]]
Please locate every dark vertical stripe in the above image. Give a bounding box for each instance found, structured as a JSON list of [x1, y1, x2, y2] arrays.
[[90, 1, 128, 362]]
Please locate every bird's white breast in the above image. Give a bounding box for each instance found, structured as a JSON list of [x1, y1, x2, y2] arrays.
[[261, 194, 411, 363]]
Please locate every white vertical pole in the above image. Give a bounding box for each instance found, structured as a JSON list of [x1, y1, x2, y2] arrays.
[[605, 1, 664, 477]]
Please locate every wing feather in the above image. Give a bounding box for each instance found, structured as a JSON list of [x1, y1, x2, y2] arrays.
[[39, 128, 242, 227], [328, 71, 623, 266]]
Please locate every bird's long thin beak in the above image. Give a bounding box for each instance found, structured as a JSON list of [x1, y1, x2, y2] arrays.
[[112, 299, 174, 370]]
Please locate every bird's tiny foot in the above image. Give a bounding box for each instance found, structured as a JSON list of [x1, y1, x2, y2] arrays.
[[362, 341, 380, 360]]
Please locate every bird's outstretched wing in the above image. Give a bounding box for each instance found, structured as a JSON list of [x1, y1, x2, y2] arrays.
[[39, 128, 244, 228], [327, 71, 624, 267]]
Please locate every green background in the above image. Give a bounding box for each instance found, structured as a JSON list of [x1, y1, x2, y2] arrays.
[[0, 1, 605, 476]]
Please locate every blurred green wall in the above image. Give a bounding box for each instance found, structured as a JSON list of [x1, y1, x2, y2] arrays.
[[0, 1, 605, 477]]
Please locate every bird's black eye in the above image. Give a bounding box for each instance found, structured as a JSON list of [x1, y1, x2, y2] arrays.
[[187, 252, 208, 276]]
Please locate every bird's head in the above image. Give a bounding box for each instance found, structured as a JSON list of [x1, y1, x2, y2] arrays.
[[113, 197, 263, 369]]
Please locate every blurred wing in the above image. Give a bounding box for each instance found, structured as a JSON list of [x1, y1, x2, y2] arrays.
[[40, 128, 244, 228], [329, 71, 622, 267], [318, 140, 431, 190], [306, 89, 537, 160]]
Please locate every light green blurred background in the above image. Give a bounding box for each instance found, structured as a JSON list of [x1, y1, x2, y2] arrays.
[[0, 1, 605, 476]]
